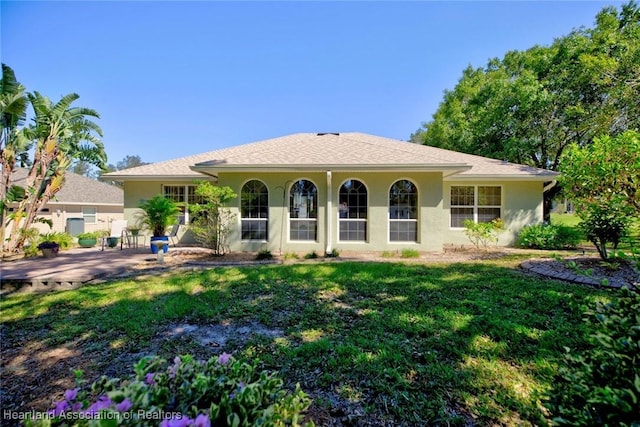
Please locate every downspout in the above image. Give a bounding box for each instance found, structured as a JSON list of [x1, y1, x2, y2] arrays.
[[326, 170, 332, 255]]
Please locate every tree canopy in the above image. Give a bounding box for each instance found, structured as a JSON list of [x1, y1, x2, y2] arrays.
[[411, 1, 639, 175]]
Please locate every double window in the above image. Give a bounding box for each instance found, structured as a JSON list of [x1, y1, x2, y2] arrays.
[[162, 185, 204, 224], [290, 179, 318, 241], [241, 180, 268, 240], [339, 180, 367, 241], [450, 185, 502, 227], [389, 180, 418, 242]]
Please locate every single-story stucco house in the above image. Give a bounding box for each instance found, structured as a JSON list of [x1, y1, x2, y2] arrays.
[[7, 168, 124, 235], [103, 132, 557, 254]]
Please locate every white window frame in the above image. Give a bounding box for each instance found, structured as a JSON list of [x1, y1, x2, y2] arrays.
[[82, 207, 97, 224], [338, 179, 368, 243], [450, 185, 502, 229], [162, 184, 203, 225], [388, 179, 419, 243], [288, 179, 318, 242], [240, 179, 269, 242]]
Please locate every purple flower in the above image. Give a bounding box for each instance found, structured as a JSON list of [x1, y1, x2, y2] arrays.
[[115, 398, 132, 412], [168, 357, 181, 379], [146, 372, 155, 385], [217, 352, 231, 365], [194, 414, 211, 427], [71, 402, 83, 412], [160, 416, 192, 427], [87, 395, 112, 413], [238, 382, 246, 390], [64, 388, 79, 401], [53, 400, 69, 416]]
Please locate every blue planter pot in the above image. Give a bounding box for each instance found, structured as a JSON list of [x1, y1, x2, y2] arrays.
[[150, 236, 169, 254]]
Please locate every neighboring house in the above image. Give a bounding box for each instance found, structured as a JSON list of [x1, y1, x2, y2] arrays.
[[7, 168, 124, 235], [103, 132, 557, 253]]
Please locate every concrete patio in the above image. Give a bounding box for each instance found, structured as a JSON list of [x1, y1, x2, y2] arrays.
[[0, 246, 155, 293]]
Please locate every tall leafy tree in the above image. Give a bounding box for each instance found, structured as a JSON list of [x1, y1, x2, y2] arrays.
[[5, 91, 106, 252], [0, 64, 29, 251], [559, 131, 639, 258], [411, 2, 640, 219]]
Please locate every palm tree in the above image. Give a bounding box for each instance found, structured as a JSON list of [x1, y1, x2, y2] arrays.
[[5, 91, 106, 252], [0, 64, 29, 251]]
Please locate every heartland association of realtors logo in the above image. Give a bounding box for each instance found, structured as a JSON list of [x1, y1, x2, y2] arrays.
[[3, 409, 185, 422]]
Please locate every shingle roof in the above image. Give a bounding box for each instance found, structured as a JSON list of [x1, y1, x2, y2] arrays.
[[103, 132, 557, 181], [11, 168, 124, 205]]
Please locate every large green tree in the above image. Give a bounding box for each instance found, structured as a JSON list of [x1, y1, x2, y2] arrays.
[[4, 88, 106, 252], [411, 2, 640, 219]]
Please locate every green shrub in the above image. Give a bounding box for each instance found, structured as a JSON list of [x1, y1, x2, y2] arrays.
[[400, 248, 420, 258], [39, 232, 74, 250], [578, 197, 633, 259], [463, 218, 504, 249], [304, 251, 318, 259], [325, 248, 340, 258], [544, 290, 640, 426], [516, 223, 582, 250], [31, 353, 312, 426], [381, 250, 396, 258], [76, 231, 104, 240], [255, 249, 273, 261], [283, 252, 299, 260]]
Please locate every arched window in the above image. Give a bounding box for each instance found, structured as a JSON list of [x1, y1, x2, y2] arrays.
[[289, 179, 318, 241], [241, 180, 268, 240], [338, 179, 367, 241], [389, 180, 418, 242]]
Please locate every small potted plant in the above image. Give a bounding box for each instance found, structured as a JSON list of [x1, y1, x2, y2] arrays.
[[77, 231, 99, 248], [37, 241, 60, 258], [136, 194, 181, 254]]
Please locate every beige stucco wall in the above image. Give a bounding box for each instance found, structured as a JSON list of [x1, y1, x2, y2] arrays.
[[122, 180, 213, 245], [5, 203, 123, 236], [218, 171, 447, 254], [121, 175, 544, 253], [442, 180, 544, 246]]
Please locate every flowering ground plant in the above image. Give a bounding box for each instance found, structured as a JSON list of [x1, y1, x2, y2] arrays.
[[28, 353, 313, 427]]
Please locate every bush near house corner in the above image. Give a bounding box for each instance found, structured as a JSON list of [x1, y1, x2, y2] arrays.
[[516, 223, 583, 250]]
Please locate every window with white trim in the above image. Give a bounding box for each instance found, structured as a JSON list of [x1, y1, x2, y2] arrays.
[[163, 185, 204, 224], [82, 207, 97, 224], [289, 180, 317, 241], [339, 179, 367, 242], [450, 185, 502, 227], [389, 180, 418, 242], [241, 180, 268, 240]]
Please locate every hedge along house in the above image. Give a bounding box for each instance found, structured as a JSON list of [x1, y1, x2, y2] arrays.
[[103, 132, 557, 254]]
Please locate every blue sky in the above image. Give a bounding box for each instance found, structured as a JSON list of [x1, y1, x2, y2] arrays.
[[1, 1, 619, 165]]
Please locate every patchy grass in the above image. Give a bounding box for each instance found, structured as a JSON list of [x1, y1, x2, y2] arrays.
[[400, 248, 421, 258], [0, 260, 614, 425]]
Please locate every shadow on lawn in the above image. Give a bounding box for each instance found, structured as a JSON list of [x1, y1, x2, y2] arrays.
[[0, 261, 609, 426]]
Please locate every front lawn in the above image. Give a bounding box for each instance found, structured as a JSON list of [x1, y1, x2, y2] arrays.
[[0, 259, 614, 425]]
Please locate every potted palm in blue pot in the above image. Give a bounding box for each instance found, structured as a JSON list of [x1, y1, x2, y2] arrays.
[[136, 195, 181, 254]]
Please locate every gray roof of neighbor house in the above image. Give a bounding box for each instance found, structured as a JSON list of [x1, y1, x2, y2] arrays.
[[103, 132, 558, 181], [11, 168, 124, 205]]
